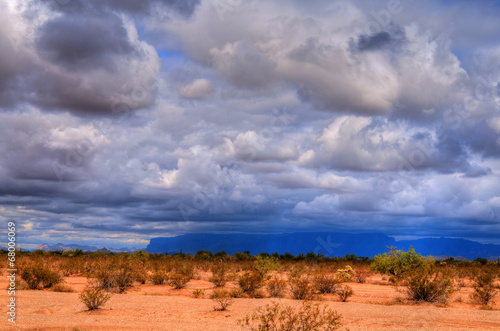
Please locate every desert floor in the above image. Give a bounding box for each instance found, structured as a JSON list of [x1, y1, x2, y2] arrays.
[[1, 273, 499, 330]]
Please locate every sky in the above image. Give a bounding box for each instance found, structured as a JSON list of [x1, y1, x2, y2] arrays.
[[1, 0, 500, 249]]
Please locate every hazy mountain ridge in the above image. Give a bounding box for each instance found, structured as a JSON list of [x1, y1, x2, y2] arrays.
[[147, 232, 500, 260], [37, 243, 137, 253]]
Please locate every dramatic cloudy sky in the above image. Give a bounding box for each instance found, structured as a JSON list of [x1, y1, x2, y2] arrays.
[[1, 0, 500, 249]]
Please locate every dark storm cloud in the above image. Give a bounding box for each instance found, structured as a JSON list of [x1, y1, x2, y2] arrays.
[[357, 31, 391, 51], [36, 14, 136, 72]]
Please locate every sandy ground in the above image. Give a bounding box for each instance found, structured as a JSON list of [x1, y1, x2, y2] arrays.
[[1, 274, 499, 330]]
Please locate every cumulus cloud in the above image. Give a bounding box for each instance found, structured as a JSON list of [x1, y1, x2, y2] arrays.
[[179, 78, 213, 99]]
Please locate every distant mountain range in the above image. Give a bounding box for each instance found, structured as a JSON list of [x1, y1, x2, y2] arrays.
[[37, 243, 138, 253], [147, 232, 500, 260]]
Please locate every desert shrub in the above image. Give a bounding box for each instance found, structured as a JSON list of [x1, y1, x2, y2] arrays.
[[267, 275, 287, 297], [20, 259, 63, 290], [336, 285, 354, 302], [177, 261, 195, 280], [92, 262, 117, 291], [114, 265, 135, 293], [289, 275, 314, 300], [313, 270, 340, 294], [354, 268, 371, 283], [131, 260, 148, 284], [150, 267, 168, 285], [79, 285, 111, 310], [402, 266, 455, 303], [209, 262, 230, 287], [336, 265, 355, 282], [229, 288, 245, 298], [371, 247, 428, 279], [192, 289, 205, 298], [253, 256, 280, 277], [58, 258, 81, 276], [240, 301, 342, 331], [52, 283, 74, 292], [239, 271, 264, 297], [168, 272, 190, 289], [89, 260, 135, 293], [470, 270, 498, 306], [211, 289, 233, 311]]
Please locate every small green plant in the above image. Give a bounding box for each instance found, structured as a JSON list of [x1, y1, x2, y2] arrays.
[[79, 285, 111, 310], [470, 270, 498, 306], [239, 301, 342, 330], [336, 285, 354, 302], [192, 289, 205, 298], [253, 256, 280, 277], [210, 289, 233, 311]]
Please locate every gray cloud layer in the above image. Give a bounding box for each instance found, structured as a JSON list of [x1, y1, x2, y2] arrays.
[[0, 0, 499, 248]]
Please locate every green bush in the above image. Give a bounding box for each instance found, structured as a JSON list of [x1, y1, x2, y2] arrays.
[[371, 246, 428, 279], [240, 301, 342, 331], [253, 256, 280, 277]]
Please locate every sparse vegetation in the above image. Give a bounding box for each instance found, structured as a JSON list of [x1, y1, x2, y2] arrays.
[[20, 259, 63, 290], [289, 274, 314, 300], [336, 285, 354, 302], [267, 275, 287, 297], [210, 289, 233, 311], [79, 284, 111, 310], [192, 289, 205, 298], [209, 262, 230, 287], [6, 246, 499, 328], [470, 270, 498, 306], [52, 283, 75, 292], [239, 271, 265, 297], [313, 269, 340, 294], [168, 272, 190, 289], [401, 266, 456, 303], [240, 301, 342, 330]]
